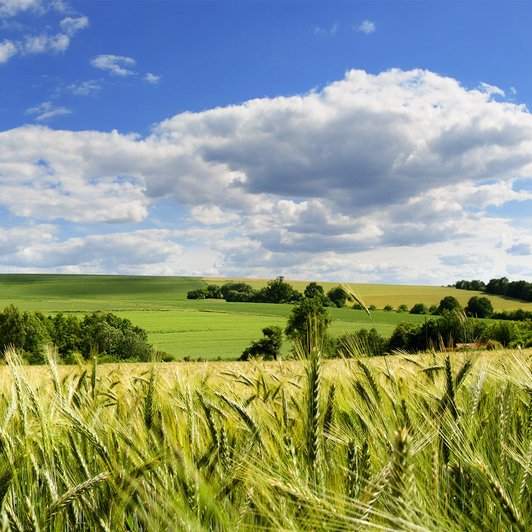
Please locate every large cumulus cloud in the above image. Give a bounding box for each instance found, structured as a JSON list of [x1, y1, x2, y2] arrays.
[[0, 68, 531, 281]]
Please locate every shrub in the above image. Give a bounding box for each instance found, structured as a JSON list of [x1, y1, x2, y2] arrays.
[[383, 304, 394, 312], [410, 303, 428, 314], [437, 296, 462, 314], [240, 326, 283, 360], [465, 296, 493, 318], [327, 286, 348, 308]]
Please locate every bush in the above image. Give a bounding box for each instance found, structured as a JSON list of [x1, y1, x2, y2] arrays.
[[240, 326, 283, 361], [383, 304, 394, 312], [437, 296, 462, 314], [410, 303, 428, 314], [285, 298, 331, 349], [397, 304, 409, 313], [465, 296, 493, 318], [256, 276, 301, 304], [327, 286, 348, 308]]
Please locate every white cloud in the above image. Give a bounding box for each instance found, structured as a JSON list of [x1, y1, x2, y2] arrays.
[[66, 79, 101, 96], [0, 0, 42, 17], [356, 20, 376, 34], [59, 15, 88, 35], [91, 54, 136, 76], [1, 69, 532, 281], [26, 100, 71, 121], [23, 32, 69, 53], [479, 82, 505, 98], [0, 39, 17, 62], [144, 72, 161, 84]]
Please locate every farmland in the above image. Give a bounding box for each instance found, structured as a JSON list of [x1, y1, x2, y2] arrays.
[[0, 346, 529, 529], [1, 274, 531, 359]]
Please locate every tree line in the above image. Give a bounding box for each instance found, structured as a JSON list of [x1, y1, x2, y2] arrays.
[[456, 276, 532, 302], [0, 305, 152, 364], [240, 294, 532, 361], [188, 277, 349, 307]]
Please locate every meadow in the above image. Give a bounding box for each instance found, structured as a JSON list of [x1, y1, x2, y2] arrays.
[[0, 345, 529, 530], [1, 274, 531, 359]]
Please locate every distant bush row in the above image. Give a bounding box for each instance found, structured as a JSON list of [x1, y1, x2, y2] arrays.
[[188, 277, 350, 307], [240, 294, 532, 361], [0, 305, 152, 364], [455, 276, 532, 302]]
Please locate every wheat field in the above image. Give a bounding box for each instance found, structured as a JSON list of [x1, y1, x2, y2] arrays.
[[0, 345, 530, 530]]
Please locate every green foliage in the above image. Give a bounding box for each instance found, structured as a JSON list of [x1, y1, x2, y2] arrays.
[[397, 304, 409, 313], [326, 286, 348, 308], [455, 279, 486, 291], [437, 295, 462, 314], [466, 296, 494, 318], [256, 276, 302, 304], [410, 302, 428, 314], [79, 312, 151, 361], [383, 304, 394, 312], [285, 298, 331, 346], [221, 282, 256, 300], [239, 326, 283, 361]]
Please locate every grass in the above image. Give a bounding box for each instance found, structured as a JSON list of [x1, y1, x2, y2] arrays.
[[0, 346, 529, 530], [1, 274, 530, 359]]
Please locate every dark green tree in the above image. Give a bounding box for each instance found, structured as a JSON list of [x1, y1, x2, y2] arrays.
[[465, 296, 494, 318], [327, 286, 348, 308], [285, 297, 331, 345], [257, 276, 301, 304], [410, 303, 428, 314], [239, 326, 283, 360], [437, 296, 462, 314]]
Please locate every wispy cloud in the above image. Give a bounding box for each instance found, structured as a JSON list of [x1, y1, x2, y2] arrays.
[[59, 15, 88, 36], [65, 79, 101, 96], [0, 2, 88, 63], [144, 72, 161, 84], [314, 23, 339, 36], [91, 54, 136, 76], [0, 0, 42, 18], [26, 100, 71, 120], [355, 20, 376, 34], [0, 39, 17, 62]]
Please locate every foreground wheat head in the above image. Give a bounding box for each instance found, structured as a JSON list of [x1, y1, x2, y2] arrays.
[[0, 346, 530, 530]]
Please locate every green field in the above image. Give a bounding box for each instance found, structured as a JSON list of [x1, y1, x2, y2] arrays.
[[0, 348, 530, 529], [1, 274, 530, 359]]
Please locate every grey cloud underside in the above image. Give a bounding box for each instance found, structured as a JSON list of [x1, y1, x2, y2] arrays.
[[1, 68, 532, 278]]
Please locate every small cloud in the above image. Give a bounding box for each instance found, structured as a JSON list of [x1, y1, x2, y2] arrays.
[[0, 0, 42, 17], [356, 20, 376, 34], [23, 32, 69, 54], [510, 86, 517, 95], [479, 82, 505, 98], [0, 39, 17, 62], [59, 15, 88, 36], [144, 72, 161, 84], [313, 23, 339, 36], [26, 100, 71, 121], [91, 54, 136, 76], [66, 79, 100, 96]]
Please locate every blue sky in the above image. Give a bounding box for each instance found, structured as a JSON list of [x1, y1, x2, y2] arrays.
[[1, 0, 531, 284]]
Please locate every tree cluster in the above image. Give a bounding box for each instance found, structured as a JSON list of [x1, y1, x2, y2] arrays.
[[0, 305, 152, 364], [485, 277, 532, 302], [188, 278, 350, 307], [455, 279, 486, 291]]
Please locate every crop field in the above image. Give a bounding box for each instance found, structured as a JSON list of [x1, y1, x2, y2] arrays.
[[0, 346, 529, 530], [1, 274, 530, 359]]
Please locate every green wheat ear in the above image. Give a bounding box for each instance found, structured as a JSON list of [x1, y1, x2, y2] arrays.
[[340, 284, 371, 316]]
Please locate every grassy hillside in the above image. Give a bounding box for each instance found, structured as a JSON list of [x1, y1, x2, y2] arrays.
[[1, 274, 530, 359]]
